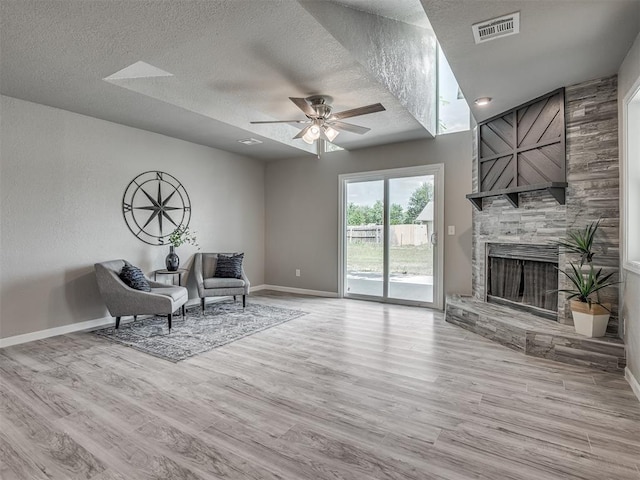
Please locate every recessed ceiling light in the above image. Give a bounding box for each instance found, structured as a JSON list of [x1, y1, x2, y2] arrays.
[[474, 97, 492, 106], [237, 138, 263, 145]]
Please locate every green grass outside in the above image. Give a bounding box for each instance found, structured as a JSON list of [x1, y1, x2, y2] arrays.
[[346, 242, 433, 276]]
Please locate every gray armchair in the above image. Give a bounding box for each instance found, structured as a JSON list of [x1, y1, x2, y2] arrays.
[[94, 260, 188, 331], [194, 253, 250, 311]]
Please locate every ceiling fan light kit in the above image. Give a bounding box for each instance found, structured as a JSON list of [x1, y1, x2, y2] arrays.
[[250, 95, 386, 153], [302, 124, 321, 144], [323, 125, 340, 142]]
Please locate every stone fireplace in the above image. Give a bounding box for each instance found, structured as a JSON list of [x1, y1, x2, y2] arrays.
[[444, 76, 623, 370], [471, 75, 620, 333], [443, 76, 625, 373]]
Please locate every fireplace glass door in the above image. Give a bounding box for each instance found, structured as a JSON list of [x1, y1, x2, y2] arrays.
[[486, 243, 559, 318]]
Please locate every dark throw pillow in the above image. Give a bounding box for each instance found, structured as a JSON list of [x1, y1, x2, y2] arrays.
[[119, 263, 151, 292], [214, 253, 244, 279]]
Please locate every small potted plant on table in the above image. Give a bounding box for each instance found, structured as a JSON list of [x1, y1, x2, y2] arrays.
[[166, 226, 199, 271], [557, 220, 618, 337]]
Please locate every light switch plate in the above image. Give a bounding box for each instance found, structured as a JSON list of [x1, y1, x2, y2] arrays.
[[448, 225, 456, 235]]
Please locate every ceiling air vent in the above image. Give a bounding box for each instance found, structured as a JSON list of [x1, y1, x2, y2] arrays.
[[472, 12, 520, 44]]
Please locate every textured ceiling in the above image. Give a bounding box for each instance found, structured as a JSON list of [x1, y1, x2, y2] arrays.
[[0, 0, 432, 160], [1, 0, 638, 160]]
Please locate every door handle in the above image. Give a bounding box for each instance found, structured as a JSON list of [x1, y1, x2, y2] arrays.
[[430, 232, 437, 245]]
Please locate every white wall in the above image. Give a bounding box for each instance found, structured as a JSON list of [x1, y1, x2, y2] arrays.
[[264, 132, 473, 297], [0, 96, 265, 339], [618, 32, 640, 390]]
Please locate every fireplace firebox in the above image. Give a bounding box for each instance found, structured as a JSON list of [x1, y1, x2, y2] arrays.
[[486, 243, 559, 320]]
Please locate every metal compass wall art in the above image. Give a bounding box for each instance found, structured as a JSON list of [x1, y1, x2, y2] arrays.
[[122, 171, 191, 246]]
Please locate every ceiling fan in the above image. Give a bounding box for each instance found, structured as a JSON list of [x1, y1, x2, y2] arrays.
[[250, 95, 386, 147]]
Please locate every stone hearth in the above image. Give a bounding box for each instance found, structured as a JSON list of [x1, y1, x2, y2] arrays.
[[446, 295, 625, 373]]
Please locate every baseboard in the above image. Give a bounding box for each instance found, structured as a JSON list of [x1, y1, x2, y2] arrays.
[[0, 286, 337, 348], [254, 284, 338, 298], [0, 316, 115, 348], [625, 367, 640, 403]]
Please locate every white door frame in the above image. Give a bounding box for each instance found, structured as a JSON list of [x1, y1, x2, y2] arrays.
[[338, 164, 445, 309], [622, 75, 640, 275]]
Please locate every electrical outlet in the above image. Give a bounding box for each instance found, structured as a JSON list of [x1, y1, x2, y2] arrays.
[[295, 269, 301, 277], [448, 225, 456, 235]]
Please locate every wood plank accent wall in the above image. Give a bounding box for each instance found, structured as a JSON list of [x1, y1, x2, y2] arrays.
[[471, 76, 620, 334], [479, 88, 566, 192]]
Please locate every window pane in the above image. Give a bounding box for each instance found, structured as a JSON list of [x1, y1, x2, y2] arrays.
[[388, 175, 434, 303], [626, 86, 640, 270], [346, 180, 384, 297], [438, 47, 470, 135]]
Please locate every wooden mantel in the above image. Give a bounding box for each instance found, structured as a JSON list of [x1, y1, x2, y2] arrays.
[[466, 182, 567, 211]]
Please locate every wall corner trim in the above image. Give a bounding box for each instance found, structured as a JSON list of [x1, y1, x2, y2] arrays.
[[625, 367, 640, 403], [0, 316, 114, 348], [254, 284, 339, 298]]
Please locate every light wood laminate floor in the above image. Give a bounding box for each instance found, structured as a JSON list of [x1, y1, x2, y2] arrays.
[[1, 292, 639, 480]]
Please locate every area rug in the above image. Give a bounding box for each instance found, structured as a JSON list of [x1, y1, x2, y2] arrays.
[[91, 302, 307, 362]]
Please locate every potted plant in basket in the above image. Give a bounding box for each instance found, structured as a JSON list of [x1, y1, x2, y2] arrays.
[[165, 226, 199, 271], [556, 220, 618, 337]]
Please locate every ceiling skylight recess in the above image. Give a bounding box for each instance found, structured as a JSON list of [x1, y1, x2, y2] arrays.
[[104, 61, 173, 80]]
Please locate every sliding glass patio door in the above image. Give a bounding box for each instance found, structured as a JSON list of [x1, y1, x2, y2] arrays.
[[339, 165, 444, 309]]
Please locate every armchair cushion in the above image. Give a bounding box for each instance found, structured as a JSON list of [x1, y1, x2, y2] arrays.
[[150, 286, 188, 303], [214, 253, 244, 279], [204, 277, 246, 289], [119, 263, 151, 292]]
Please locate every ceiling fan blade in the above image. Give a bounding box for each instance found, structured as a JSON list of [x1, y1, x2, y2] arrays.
[[329, 120, 371, 135], [293, 125, 311, 140], [289, 97, 316, 117], [250, 120, 309, 124], [332, 103, 385, 120]]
